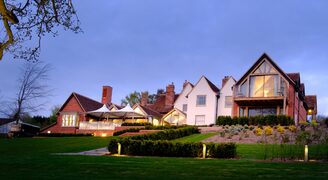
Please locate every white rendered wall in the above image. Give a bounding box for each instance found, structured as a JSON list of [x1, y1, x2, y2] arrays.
[[217, 78, 235, 116], [186, 77, 218, 125], [174, 83, 193, 112]]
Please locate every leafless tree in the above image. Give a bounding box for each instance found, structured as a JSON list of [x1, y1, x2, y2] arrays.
[[0, 62, 52, 123], [0, 0, 81, 61]]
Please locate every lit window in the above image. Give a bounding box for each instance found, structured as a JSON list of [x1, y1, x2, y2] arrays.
[[225, 96, 233, 108], [249, 75, 278, 97], [196, 95, 206, 106], [182, 104, 188, 112], [62, 113, 78, 127]]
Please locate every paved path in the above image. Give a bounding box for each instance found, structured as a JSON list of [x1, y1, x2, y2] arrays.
[[52, 147, 109, 156]]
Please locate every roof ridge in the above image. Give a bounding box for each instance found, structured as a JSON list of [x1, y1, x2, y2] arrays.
[[73, 92, 102, 105]]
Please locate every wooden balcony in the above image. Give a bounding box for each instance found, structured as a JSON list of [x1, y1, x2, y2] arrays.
[[234, 96, 285, 106]]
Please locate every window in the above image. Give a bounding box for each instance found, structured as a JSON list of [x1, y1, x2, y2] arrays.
[[225, 96, 233, 108], [239, 107, 246, 117], [182, 104, 188, 112], [249, 75, 278, 97], [239, 81, 247, 97], [196, 95, 206, 106], [248, 107, 277, 117], [62, 113, 78, 127], [195, 115, 205, 125], [254, 61, 277, 74]]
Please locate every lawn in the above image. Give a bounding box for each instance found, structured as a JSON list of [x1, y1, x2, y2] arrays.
[[172, 132, 218, 143], [1, 137, 328, 179]]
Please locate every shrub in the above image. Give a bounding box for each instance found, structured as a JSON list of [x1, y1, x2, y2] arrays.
[[277, 125, 285, 134], [38, 133, 92, 137], [296, 131, 312, 145], [145, 125, 187, 130], [108, 139, 236, 159], [121, 122, 152, 126], [219, 131, 225, 137], [255, 128, 263, 136], [288, 125, 297, 133], [113, 128, 140, 136], [264, 126, 273, 136], [217, 115, 294, 126], [129, 127, 199, 141]]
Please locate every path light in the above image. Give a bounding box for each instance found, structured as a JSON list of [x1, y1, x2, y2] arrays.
[[101, 133, 107, 137], [117, 143, 121, 156], [203, 144, 207, 159], [304, 145, 309, 162]]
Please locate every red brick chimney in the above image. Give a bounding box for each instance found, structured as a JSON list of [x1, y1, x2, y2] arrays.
[[101, 86, 112, 105], [222, 76, 230, 88], [141, 91, 149, 106], [165, 83, 175, 106]]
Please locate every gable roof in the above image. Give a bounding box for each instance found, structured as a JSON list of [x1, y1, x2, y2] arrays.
[[305, 95, 317, 109], [162, 108, 186, 120], [59, 92, 103, 113], [204, 76, 220, 93], [187, 76, 220, 98], [145, 94, 179, 114], [175, 82, 194, 103], [236, 53, 295, 86], [137, 104, 163, 118], [287, 73, 300, 84], [0, 118, 15, 126]]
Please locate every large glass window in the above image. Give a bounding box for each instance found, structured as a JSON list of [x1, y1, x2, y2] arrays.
[[196, 95, 206, 106], [248, 107, 277, 117], [254, 61, 277, 74], [239, 81, 247, 97], [249, 75, 278, 97], [62, 113, 78, 127]]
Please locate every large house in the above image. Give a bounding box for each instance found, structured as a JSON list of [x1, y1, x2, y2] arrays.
[[42, 53, 318, 135], [232, 53, 317, 124]]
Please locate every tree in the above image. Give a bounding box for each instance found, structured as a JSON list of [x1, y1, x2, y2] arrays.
[[121, 91, 141, 107], [49, 104, 60, 123], [1, 62, 52, 123], [0, 0, 81, 61], [148, 89, 164, 104]]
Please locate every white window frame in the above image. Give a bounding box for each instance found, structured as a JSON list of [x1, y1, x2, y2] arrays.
[[225, 96, 233, 108], [182, 104, 188, 112]]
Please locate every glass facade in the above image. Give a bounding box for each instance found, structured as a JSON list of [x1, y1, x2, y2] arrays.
[[248, 107, 277, 117], [249, 75, 279, 97]]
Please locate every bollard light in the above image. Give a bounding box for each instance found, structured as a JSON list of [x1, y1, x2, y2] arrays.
[[304, 145, 308, 162], [202, 144, 207, 159], [118, 143, 121, 156]]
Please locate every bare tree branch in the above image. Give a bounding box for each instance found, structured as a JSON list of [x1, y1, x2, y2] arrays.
[[0, 0, 81, 61]]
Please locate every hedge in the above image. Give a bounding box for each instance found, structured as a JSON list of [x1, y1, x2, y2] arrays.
[[121, 122, 152, 126], [113, 128, 141, 136], [128, 127, 199, 141], [108, 139, 236, 158], [216, 115, 294, 126], [38, 133, 93, 137]]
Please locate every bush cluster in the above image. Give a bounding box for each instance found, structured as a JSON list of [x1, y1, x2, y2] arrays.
[[121, 122, 152, 126], [108, 139, 236, 158], [129, 127, 199, 141], [113, 128, 141, 136], [145, 125, 188, 130], [216, 115, 294, 126], [38, 133, 92, 137]]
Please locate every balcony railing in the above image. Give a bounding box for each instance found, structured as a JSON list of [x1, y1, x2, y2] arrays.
[[79, 121, 121, 130]]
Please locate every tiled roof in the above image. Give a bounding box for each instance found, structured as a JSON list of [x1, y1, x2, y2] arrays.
[[305, 95, 317, 109], [73, 93, 103, 112], [144, 93, 180, 115], [287, 73, 300, 84], [139, 105, 163, 118], [0, 118, 15, 126], [203, 76, 220, 93]]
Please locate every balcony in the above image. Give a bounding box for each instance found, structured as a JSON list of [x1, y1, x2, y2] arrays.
[[79, 121, 122, 130]]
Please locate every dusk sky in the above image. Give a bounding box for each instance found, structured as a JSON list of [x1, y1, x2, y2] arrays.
[[0, 0, 328, 116]]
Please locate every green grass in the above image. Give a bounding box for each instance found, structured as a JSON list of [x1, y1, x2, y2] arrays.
[[0, 137, 328, 179], [172, 132, 218, 143]]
